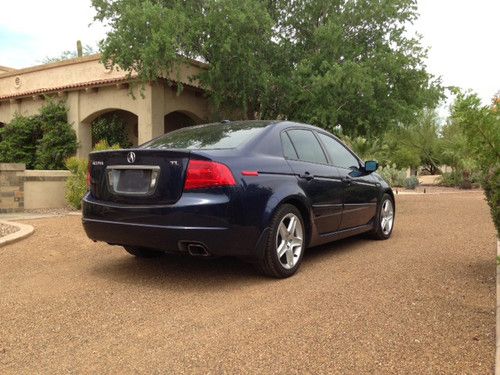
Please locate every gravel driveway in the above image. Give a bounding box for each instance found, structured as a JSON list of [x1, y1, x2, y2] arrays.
[[0, 192, 496, 374]]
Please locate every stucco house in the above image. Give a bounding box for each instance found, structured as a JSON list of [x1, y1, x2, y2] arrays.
[[0, 55, 210, 157]]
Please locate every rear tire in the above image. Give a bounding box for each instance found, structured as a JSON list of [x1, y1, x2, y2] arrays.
[[123, 246, 163, 258], [371, 193, 395, 240], [256, 204, 305, 278]]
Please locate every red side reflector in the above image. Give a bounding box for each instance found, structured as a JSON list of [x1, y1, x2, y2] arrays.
[[241, 171, 259, 176], [184, 160, 236, 190]]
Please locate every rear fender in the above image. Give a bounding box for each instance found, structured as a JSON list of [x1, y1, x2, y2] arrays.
[[261, 187, 314, 247]]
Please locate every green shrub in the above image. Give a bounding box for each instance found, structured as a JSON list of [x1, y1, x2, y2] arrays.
[[65, 157, 88, 210], [93, 139, 122, 151], [65, 140, 122, 209], [378, 164, 407, 187], [91, 115, 131, 148], [0, 114, 43, 169], [35, 101, 77, 169], [438, 171, 461, 187], [0, 99, 77, 170], [341, 135, 387, 164], [482, 166, 499, 233], [404, 176, 419, 190], [438, 170, 481, 189]]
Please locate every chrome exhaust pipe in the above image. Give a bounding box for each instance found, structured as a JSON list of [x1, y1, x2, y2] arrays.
[[187, 243, 210, 257]]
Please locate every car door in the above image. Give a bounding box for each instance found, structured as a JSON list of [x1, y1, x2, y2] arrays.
[[282, 129, 343, 235], [315, 132, 379, 230]]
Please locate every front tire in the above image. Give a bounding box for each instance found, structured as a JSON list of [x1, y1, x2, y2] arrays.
[[371, 193, 395, 240], [256, 204, 305, 278], [123, 246, 163, 258]]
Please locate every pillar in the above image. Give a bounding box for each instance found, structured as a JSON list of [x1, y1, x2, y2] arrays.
[[66, 91, 92, 158], [137, 82, 165, 145]]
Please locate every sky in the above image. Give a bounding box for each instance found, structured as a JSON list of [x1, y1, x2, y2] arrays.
[[0, 0, 499, 107]]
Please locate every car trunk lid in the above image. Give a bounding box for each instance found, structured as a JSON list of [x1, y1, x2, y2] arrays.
[[88, 149, 191, 204]]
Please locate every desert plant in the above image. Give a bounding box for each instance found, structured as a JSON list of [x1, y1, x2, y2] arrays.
[[438, 170, 481, 188], [438, 171, 461, 187], [93, 139, 122, 151], [378, 164, 407, 187], [65, 157, 88, 210], [404, 176, 419, 190], [65, 141, 122, 209], [383, 109, 443, 173], [341, 135, 388, 164]]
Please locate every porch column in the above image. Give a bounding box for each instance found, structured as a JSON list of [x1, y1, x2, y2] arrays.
[[67, 91, 92, 158], [138, 82, 165, 145]]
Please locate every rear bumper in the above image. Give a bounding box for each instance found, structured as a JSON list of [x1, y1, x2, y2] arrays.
[[82, 193, 262, 258]]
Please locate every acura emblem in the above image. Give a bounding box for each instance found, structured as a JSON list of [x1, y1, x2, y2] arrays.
[[127, 152, 136, 164]]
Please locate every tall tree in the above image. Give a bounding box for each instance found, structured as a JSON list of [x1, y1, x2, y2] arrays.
[[92, 0, 442, 135], [385, 108, 443, 174], [442, 90, 500, 230]]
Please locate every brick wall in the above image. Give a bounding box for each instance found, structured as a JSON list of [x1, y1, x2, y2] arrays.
[[0, 163, 25, 213], [0, 164, 71, 212]]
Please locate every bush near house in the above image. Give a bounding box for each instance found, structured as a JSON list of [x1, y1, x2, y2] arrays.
[[65, 157, 88, 210], [0, 99, 77, 170], [65, 140, 121, 210], [0, 114, 42, 169], [35, 101, 78, 169]]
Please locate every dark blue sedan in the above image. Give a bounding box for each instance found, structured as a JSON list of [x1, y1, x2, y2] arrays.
[[82, 120, 394, 278]]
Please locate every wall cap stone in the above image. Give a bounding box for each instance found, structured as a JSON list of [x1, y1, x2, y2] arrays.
[[0, 163, 26, 171], [23, 170, 71, 177]]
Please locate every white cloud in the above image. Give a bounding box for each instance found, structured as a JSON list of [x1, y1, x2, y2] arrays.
[[414, 0, 500, 104], [0, 0, 107, 68]]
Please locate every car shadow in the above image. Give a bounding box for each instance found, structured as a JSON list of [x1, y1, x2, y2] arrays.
[[90, 234, 373, 290], [90, 252, 267, 292], [305, 234, 373, 263]]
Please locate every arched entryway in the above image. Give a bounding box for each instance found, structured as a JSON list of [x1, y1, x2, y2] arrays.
[[164, 110, 202, 133], [82, 109, 138, 150]]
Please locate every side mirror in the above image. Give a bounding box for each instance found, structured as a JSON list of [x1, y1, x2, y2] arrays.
[[364, 160, 378, 173]]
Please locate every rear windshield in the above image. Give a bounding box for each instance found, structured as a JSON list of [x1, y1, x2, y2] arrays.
[[141, 121, 271, 150]]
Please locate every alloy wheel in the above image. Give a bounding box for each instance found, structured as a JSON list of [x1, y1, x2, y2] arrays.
[[276, 213, 304, 269], [380, 199, 394, 235]]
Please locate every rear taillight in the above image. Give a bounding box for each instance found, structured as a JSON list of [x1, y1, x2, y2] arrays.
[[184, 160, 236, 190], [86, 161, 91, 189]]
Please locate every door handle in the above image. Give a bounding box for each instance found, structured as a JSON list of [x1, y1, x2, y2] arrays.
[[342, 176, 353, 184], [299, 172, 315, 181]]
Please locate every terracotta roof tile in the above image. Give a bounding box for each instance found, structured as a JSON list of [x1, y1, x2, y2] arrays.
[[0, 76, 203, 101], [0, 76, 130, 100]]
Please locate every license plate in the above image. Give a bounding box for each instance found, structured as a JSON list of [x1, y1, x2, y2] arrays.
[[106, 166, 160, 195]]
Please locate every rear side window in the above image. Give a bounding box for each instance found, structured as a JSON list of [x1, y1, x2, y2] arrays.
[[286, 129, 327, 164], [281, 132, 298, 159], [141, 121, 270, 150], [316, 132, 359, 169]]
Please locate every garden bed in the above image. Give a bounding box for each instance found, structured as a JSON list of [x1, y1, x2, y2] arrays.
[[0, 223, 19, 238]]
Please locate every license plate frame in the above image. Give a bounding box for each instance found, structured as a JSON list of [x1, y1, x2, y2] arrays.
[[105, 165, 161, 196]]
